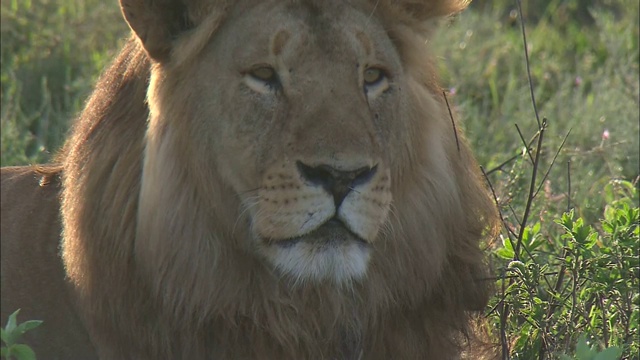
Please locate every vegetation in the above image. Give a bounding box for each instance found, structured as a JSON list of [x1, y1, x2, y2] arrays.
[[1, 0, 637, 359], [1, 310, 42, 360]]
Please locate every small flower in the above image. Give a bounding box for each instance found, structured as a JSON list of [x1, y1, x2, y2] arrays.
[[574, 76, 583, 86], [449, 87, 456, 96], [599, 129, 611, 148]]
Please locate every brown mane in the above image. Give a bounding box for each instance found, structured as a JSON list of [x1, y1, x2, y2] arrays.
[[1, 1, 499, 358]]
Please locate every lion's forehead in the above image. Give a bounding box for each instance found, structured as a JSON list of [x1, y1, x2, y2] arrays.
[[225, 2, 399, 70]]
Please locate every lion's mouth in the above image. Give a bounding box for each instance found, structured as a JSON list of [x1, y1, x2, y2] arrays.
[[272, 218, 369, 248], [261, 217, 373, 284]]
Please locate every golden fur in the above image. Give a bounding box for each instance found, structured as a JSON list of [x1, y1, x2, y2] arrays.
[[1, 0, 499, 358]]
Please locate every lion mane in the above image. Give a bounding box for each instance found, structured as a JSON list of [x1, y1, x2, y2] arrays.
[[1, 0, 499, 358]]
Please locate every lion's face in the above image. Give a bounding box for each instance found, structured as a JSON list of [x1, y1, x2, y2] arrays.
[[171, 3, 407, 284]]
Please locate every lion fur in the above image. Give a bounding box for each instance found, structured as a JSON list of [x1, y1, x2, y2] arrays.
[[1, 0, 498, 359]]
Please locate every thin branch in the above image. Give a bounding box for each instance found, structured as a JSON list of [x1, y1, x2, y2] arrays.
[[538, 254, 568, 360], [515, 124, 535, 164], [499, 268, 510, 360], [538, 161, 573, 360], [514, 118, 547, 260], [443, 91, 461, 153], [598, 294, 609, 348], [566, 160, 572, 212], [508, 205, 522, 228], [516, 0, 541, 129], [486, 152, 522, 176], [478, 271, 560, 282], [533, 129, 571, 199], [481, 166, 516, 244], [486, 133, 537, 175]]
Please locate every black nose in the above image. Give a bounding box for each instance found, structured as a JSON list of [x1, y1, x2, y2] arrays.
[[296, 161, 377, 208]]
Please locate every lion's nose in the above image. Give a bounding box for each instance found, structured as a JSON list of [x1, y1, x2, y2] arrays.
[[296, 161, 377, 208]]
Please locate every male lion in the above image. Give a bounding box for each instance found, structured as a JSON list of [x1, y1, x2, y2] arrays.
[[1, 0, 499, 358]]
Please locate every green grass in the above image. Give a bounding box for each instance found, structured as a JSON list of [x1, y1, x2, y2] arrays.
[[1, 0, 638, 359], [433, 1, 638, 225], [1, 0, 126, 165]]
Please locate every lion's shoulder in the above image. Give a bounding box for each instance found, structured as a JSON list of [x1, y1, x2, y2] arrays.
[[1, 165, 61, 217], [0, 165, 96, 358]]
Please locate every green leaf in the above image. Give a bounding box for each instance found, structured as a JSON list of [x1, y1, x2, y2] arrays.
[[496, 236, 515, 259], [556, 210, 575, 231], [1, 309, 41, 351], [532, 222, 541, 235], [15, 320, 43, 335], [507, 260, 527, 276], [503, 236, 514, 252], [528, 233, 545, 251], [593, 346, 622, 360], [2, 310, 21, 347], [532, 296, 543, 305], [583, 232, 598, 249], [575, 334, 595, 359], [521, 223, 545, 252], [4, 309, 19, 335], [9, 343, 36, 360], [496, 246, 514, 259], [601, 221, 614, 234]]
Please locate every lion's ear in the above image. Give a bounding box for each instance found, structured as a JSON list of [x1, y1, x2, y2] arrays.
[[119, 0, 197, 61]]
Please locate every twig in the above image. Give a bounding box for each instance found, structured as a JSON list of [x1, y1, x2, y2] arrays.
[[516, 0, 541, 129], [507, 205, 522, 231], [566, 160, 572, 212], [598, 294, 609, 348], [481, 166, 517, 245], [478, 271, 560, 282], [533, 129, 571, 199], [443, 91, 461, 153], [499, 268, 510, 360], [514, 118, 547, 260], [486, 152, 522, 176], [515, 124, 535, 164], [486, 134, 537, 175], [538, 160, 573, 360]]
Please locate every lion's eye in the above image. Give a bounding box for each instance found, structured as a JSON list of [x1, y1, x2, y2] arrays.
[[245, 66, 281, 93], [364, 68, 384, 85], [251, 67, 277, 82], [363, 67, 389, 97]]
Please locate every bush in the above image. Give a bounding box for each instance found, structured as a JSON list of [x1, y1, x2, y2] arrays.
[[1, 310, 42, 360], [489, 181, 638, 359]]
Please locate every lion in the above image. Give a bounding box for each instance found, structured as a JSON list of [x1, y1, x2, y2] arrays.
[[1, 0, 499, 358]]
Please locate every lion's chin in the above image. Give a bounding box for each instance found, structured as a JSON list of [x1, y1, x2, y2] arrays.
[[263, 220, 372, 286]]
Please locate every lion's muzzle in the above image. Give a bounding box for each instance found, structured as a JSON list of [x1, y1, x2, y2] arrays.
[[251, 159, 392, 284]]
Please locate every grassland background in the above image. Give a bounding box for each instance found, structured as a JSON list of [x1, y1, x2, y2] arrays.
[[1, 0, 638, 359]]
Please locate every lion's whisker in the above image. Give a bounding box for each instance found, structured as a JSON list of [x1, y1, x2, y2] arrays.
[[238, 186, 263, 196], [232, 196, 260, 237]]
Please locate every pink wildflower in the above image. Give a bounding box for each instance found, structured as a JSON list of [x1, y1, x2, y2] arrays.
[[574, 76, 583, 86]]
